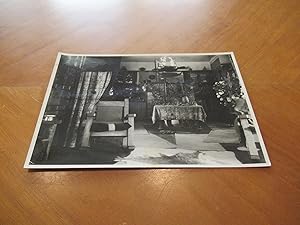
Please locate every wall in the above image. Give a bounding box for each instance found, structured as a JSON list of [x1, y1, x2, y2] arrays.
[[210, 55, 231, 66], [120, 61, 211, 71]]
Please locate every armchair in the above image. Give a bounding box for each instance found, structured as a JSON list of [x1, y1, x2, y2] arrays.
[[81, 99, 136, 150]]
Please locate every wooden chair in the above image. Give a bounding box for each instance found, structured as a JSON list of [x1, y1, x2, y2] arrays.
[[81, 99, 136, 150]]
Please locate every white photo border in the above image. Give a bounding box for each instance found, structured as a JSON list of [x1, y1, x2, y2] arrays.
[[24, 52, 271, 169]]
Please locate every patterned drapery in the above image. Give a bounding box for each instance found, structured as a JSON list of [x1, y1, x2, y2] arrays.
[[64, 71, 112, 148]]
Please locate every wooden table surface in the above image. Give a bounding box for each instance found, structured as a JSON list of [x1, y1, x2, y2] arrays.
[[0, 0, 299, 224]]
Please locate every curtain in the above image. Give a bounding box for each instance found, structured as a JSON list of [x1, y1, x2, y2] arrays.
[[64, 71, 112, 148]]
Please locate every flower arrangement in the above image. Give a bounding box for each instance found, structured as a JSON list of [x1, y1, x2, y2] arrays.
[[213, 78, 243, 109]]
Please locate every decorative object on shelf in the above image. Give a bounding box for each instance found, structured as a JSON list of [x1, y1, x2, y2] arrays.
[[154, 56, 189, 77], [157, 56, 177, 70], [149, 75, 156, 80]]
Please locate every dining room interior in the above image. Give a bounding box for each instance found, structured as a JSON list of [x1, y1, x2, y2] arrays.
[[29, 54, 266, 166]]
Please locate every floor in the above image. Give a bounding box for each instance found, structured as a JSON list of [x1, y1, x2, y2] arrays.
[[115, 122, 262, 166], [43, 121, 263, 165]]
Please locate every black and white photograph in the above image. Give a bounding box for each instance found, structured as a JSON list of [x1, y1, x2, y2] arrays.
[[24, 52, 271, 169]]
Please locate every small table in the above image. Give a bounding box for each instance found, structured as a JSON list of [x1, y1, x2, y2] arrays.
[[35, 119, 61, 161], [152, 105, 207, 125]]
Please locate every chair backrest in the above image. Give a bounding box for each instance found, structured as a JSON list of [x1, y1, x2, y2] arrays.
[[95, 99, 129, 123]]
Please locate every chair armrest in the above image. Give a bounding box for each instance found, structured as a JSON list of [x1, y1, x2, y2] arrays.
[[124, 114, 136, 126], [128, 114, 136, 118], [124, 114, 136, 120]]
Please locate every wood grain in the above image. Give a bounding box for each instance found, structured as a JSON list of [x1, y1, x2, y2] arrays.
[[0, 0, 299, 224]]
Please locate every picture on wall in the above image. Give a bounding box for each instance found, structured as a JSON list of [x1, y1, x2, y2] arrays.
[[24, 52, 271, 169]]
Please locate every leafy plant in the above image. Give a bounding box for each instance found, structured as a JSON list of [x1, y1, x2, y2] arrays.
[[213, 78, 243, 109]]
